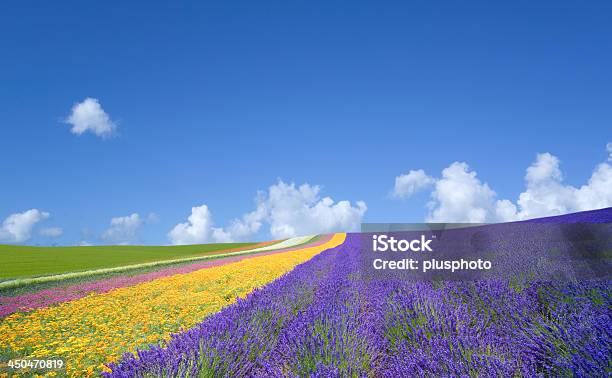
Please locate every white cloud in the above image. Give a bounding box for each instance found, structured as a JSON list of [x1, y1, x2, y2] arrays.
[[65, 97, 117, 137], [168, 205, 215, 245], [146, 212, 160, 223], [525, 152, 562, 183], [101, 213, 143, 244], [264, 181, 367, 239], [168, 180, 367, 245], [168, 204, 262, 245], [494, 199, 519, 222], [574, 158, 612, 210], [39, 227, 63, 238], [394, 143, 612, 222], [392, 169, 436, 198], [211, 205, 266, 243], [426, 162, 499, 223], [512, 153, 577, 219], [0, 209, 50, 243], [510, 148, 612, 220]]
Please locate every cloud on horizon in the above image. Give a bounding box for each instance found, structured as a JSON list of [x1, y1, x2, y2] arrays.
[[0, 209, 50, 243], [101, 213, 144, 245], [392, 169, 436, 199], [39, 227, 63, 238], [392, 143, 612, 222], [168, 180, 367, 245]]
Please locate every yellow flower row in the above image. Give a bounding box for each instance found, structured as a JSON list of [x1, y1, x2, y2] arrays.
[[0, 233, 346, 377]]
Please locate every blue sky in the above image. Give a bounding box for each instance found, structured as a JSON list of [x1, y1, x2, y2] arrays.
[[1, 1, 611, 245]]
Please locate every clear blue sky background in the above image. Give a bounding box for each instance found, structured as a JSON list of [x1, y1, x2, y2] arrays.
[[1, 1, 610, 245]]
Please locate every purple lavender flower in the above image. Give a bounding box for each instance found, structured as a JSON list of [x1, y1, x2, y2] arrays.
[[105, 209, 612, 377]]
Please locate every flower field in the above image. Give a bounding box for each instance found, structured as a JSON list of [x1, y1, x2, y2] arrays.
[[104, 209, 611, 378], [0, 235, 320, 291], [0, 233, 345, 377], [0, 235, 333, 317], [0, 208, 610, 377]]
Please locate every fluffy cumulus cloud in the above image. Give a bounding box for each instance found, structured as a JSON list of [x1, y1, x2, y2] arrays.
[[393, 144, 612, 222], [167, 205, 215, 245], [65, 97, 117, 137], [39, 227, 63, 238], [264, 181, 367, 239], [211, 205, 266, 243], [0, 209, 50, 243], [426, 162, 499, 223], [101, 213, 144, 244], [510, 149, 612, 220], [168, 203, 266, 245], [168, 180, 367, 245], [392, 169, 436, 199]]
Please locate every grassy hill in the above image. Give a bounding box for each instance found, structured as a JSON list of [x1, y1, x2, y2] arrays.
[[0, 242, 257, 280]]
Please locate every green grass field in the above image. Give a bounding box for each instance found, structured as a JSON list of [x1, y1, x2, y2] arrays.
[[0, 242, 256, 280]]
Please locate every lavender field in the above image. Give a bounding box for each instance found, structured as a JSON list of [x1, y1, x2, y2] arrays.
[[107, 210, 612, 377]]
